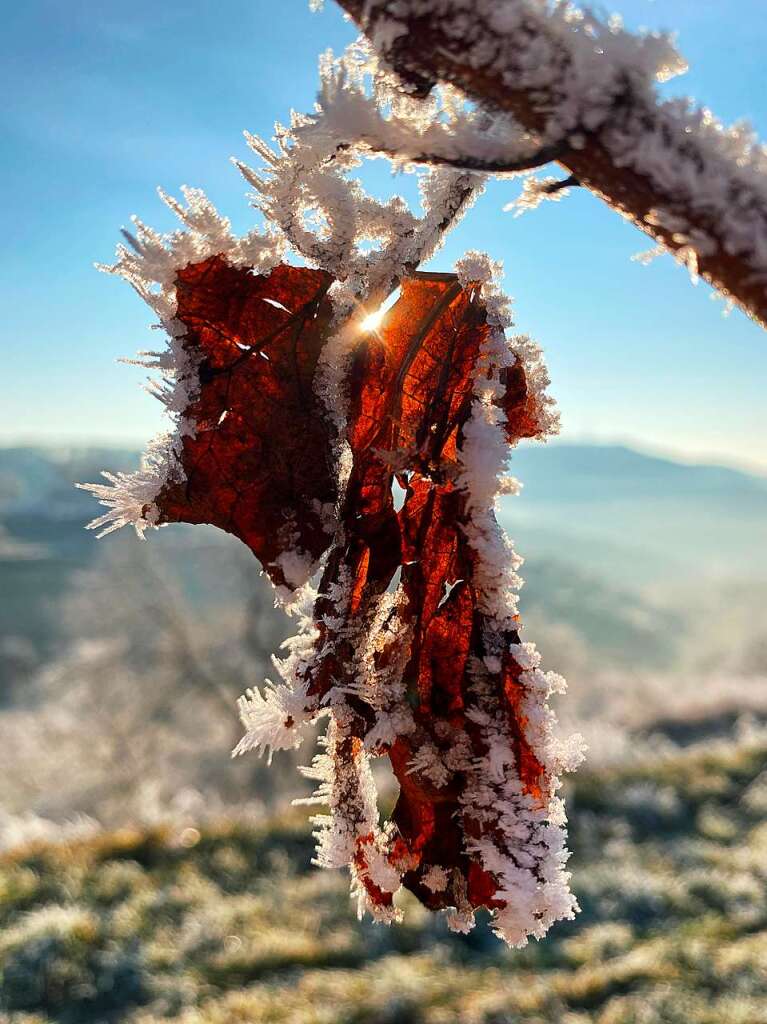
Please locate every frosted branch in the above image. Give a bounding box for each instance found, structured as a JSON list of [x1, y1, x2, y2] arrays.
[[335, 0, 767, 327], [505, 173, 580, 217]]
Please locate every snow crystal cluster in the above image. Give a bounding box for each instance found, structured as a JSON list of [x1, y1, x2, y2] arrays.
[[306, 37, 564, 174], [454, 253, 583, 944], [504, 175, 575, 217], [454, 251, 558, 626], [235, 42, 485, 302]]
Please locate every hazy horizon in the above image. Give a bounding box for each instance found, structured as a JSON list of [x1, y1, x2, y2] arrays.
[[3, 432, 766, 478]]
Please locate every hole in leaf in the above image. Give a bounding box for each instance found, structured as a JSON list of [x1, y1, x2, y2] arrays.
[[437, 579, 464, 609], [262, 297, 292, 313], [373, 754, 401, 821], [360, 287, 402, 333], [378, 286, 402, 319], [390, 476, 407, 512], [386, 564, 403, 595]]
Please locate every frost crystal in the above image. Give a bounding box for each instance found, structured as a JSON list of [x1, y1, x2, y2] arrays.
[[505, 175, 575, 217]]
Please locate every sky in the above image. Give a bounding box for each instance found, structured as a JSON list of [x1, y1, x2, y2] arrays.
[[2, 0, 766, 472]]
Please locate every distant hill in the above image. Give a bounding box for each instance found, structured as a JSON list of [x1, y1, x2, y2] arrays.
[[501, 442, 767, 585], [3, 442, 764, 570], [0, 448, 142, 671], [0, 446, 139, 521], [510, 443, 767, 501], [1, 442, 765, 677]]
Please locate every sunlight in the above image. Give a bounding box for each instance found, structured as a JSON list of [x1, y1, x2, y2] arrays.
[[360, 306, 385, 332], [359, 287, 402, 333]]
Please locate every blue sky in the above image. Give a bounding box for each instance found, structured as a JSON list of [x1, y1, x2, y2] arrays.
[[2, 0, 766, 471]]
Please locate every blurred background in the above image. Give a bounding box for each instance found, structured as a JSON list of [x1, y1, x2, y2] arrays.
[[1, 1, 766, 1022], [1, 442, 765, 1023]]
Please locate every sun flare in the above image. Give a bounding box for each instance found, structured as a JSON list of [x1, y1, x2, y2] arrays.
[[360, 307, 385, 332]]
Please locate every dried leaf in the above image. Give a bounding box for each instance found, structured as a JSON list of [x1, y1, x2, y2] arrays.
[[83, 255, 578, 945], [155, 257, 337, 589]]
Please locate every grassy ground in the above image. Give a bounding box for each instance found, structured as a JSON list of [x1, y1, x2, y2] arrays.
[[1, 741, 766, 1024]]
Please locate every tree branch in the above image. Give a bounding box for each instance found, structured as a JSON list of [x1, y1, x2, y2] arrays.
[[334, 0, 767, 328], [348, 137, 573, 174], [542, 174, 581, 196]]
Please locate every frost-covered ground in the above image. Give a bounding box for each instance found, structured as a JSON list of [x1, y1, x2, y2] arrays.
[[1, 442, 765, 1018], [1, 737, 765, 1023]]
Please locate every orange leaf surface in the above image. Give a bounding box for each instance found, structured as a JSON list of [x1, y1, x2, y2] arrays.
[[154, 257, 338, 590], [85, 254, 577, 944]]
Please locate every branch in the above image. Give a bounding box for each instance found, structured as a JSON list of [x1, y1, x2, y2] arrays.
[[334, 0, 767, 328], [542, 174, 580, 196], [341, 136, 573, 174]]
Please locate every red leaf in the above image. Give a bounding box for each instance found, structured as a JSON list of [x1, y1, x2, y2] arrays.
[[87, 256, 576, 944], [294, 273, 553, 919], [154, 257, 338, 589]]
